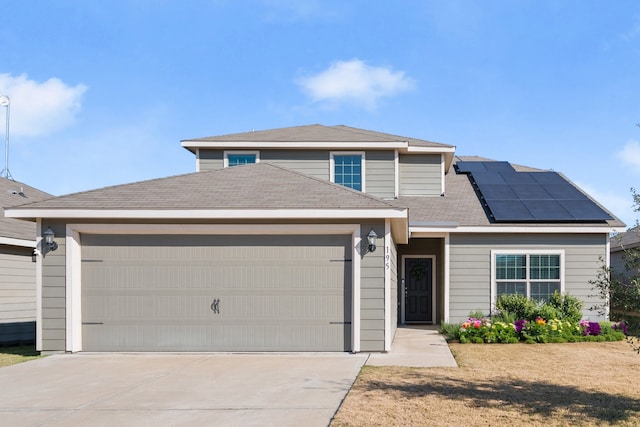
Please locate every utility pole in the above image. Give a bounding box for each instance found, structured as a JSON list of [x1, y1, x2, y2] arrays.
[[0, 95, 12, 180]]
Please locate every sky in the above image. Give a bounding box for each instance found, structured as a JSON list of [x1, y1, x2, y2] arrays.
[[1, 1, 640, 227]]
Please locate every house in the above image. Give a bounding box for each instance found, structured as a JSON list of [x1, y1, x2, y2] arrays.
[[610, 226, 640, 279], [5, 124, 624, 353], [0, 178, 51, 345]]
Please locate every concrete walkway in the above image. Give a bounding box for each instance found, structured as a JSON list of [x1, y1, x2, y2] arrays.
[[366, 325, 458, 368]]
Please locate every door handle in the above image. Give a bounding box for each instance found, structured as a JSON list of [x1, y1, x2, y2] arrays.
[[211, 298, 220, 314]]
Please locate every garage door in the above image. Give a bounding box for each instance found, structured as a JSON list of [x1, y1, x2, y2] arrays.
[[81, 234, 352, 352]]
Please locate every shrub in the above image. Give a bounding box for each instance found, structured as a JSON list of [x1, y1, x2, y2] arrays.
[[438, 322, 461, 341], [495, 294, 537, 320], [548, 292, 583, 323]]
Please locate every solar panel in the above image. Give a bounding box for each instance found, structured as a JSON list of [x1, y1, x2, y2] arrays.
[[456, 161, 514, 174], [456, 161, 613, 223]]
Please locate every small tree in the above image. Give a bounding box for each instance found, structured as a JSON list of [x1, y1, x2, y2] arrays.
[[591, 188, 640, 353]]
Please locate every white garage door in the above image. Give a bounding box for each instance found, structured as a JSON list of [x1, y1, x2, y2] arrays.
[[81, 234, 352, 352]]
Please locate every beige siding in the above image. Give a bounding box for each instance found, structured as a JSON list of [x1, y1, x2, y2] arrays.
[[365, 151, 395, 199], [399, 154, 441, 196], [360, 222, 385, 352], [41, 222, 67, 352], [448, 233, 608, 323]]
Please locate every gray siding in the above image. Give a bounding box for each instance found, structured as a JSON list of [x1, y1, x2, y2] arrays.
[[198, 149, 399, 199], [41, 222, 67, 352], [360, 222, 385, 352], [0, 245, 36, 344], [198, 149, 224, 171], [610, 250, 625, 275], [448, 233, 608, 323], [365, 151, 395, 199], [399, 154, 441, 196], [260, 150, 329, 180]]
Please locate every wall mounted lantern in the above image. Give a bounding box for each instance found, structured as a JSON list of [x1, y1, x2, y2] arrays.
[[43, 226, 58, 251], [367, 228, 378, 253]]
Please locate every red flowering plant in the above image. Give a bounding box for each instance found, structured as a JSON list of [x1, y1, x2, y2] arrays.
[[459, 317, 518, 343]]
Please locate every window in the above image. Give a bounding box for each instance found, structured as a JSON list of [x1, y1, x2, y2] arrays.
[[493, 251, 563, 303], [224, 151, 259, 167], [331, 152, 364, 191]]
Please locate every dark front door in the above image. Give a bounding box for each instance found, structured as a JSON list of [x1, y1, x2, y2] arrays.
[[404, 257, 433, 323]]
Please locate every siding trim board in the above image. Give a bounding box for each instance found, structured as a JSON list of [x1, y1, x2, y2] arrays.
[[64, 223, 363, 353], [0, 237, 36, 248], [384, 219, 391, 351]]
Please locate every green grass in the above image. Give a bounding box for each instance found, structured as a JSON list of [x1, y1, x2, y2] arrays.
[[0, 345, 42, 368]]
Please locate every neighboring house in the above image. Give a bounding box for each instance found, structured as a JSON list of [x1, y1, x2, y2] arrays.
[[610, 226, 640, 278], [5, 124, 624, 353], [0, 178, 51, 345]]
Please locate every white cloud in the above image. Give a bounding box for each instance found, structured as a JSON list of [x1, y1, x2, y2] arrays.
[[296, 59, 415, 110], [616, 140, 640, 171], [0, 73, 87, 138]]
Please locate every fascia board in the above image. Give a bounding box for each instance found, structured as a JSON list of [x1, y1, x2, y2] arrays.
[[410, 225, 623, 235], [181, 141, 408, 150], [6, 208, 408, 220], [0, 236, 36, 248]]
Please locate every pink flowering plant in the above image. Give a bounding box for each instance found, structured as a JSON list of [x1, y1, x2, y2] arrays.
[[440, 292, 628, 344], [459, 317, 518, 344]]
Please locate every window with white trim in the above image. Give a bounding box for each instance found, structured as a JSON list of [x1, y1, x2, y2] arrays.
[[330, 152, 364, 191], [493, 251, 563, 303], [224, 151, 259, 167]]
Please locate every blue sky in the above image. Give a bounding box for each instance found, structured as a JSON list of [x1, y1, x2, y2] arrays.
[[1, 1, 640, 226]]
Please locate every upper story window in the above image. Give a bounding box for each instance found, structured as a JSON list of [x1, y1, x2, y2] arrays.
[[224, 151, 259, 168], [492, 250, 563, 304], [330, 152, 365, 191]]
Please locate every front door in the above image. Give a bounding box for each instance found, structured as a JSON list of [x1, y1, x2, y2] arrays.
[[403, 256, 435, 323]]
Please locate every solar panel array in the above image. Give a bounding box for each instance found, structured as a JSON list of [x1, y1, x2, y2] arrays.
[[455, 161, 613, 223]]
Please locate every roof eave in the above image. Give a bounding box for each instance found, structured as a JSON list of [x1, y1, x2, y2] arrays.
[[5, 207, 408, 220], [181, 140, 410, 152]]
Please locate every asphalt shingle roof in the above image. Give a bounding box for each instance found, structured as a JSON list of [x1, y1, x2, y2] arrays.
[[183, 124, 453, 149], [0, 178, 52, 241], [8, 163, 402, 213], [401, 157, 625, 228], [611, 226, 640, 251]]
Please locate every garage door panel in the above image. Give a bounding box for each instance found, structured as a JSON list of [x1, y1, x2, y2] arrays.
[[81, 234, 352, 352]]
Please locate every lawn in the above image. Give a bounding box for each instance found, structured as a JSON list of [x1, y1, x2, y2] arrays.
[[332, 341, 640, 426], [0, 345, 42, 368]]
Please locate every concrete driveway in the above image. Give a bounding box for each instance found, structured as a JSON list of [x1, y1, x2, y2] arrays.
[[0, 352, 367, 427]]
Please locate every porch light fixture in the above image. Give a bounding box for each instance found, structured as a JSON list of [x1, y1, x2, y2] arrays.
[[43, 226, 58, 251], [367, 228, 378, 253]]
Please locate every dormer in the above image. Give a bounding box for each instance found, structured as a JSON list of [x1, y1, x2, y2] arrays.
[[181, 124, 456, 200]]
